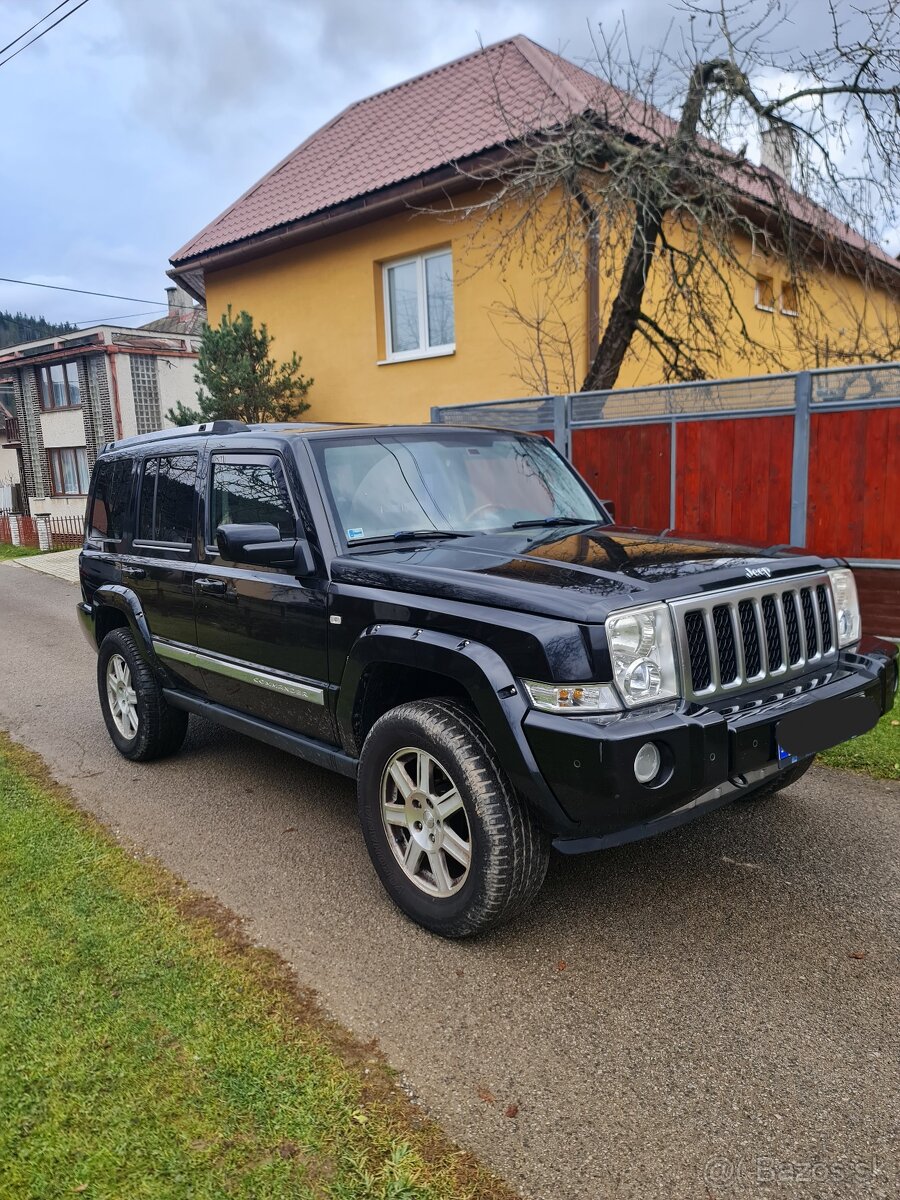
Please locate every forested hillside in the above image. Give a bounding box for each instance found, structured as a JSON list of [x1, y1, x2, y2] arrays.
[[0, 311, 76, 349]]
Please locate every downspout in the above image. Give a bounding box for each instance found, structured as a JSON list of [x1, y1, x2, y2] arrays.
[[586, 216, 600, 379], [575, 190, 600, 390], [106, 348, 124, 439]]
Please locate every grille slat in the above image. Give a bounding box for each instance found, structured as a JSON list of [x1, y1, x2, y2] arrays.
[[738, 600, 762, 677], [801, 588, 818, 658], [783, 591, 802, 665], [713, 605, 738, 683], [762, 595, 783, 671], [817, 584, 833, 651], [677, 575, 836, 700], [684, 611, 711, 691]]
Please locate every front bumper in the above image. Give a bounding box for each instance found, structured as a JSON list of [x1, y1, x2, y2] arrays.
[[524, 641, 898, 851]]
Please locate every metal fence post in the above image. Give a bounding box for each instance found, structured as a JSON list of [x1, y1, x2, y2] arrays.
[[669, 417, 677, 529], [790, 371, 812, 546], [554, 394, 572, 460]]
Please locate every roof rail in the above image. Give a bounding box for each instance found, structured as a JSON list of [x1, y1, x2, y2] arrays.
[[100, 419, 251, 455]]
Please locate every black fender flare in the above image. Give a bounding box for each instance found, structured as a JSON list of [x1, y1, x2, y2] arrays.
[[338, 624, 578, 834], [92, 585, 157, 665]]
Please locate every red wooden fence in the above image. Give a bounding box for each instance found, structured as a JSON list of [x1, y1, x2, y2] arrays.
[[574, 424, 670, 529], [435, 369, 900, 635], [806, 406, 900, 559]]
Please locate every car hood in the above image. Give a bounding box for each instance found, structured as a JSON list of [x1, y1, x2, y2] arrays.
[[330, 525, 831, 623]]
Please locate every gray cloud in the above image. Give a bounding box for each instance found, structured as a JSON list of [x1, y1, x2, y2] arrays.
[[0, 0, 890, 327]]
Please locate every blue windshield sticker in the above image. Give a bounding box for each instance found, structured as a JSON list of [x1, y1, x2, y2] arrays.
[[347, 528, 365, 540]]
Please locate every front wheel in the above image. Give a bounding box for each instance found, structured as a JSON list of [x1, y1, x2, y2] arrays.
[[357, 699, 550, 937]]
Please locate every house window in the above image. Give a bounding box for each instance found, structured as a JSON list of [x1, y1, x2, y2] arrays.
[[780, 281, 798, 316], [383, 249, 454, 361], [130, 355, 162, 435], [48, 447, 90, 495], [38, 361, 82, 409], [754, 276, 775, 312]]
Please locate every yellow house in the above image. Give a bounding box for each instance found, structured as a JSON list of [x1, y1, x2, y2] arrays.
[[169, 35, 900, 424]]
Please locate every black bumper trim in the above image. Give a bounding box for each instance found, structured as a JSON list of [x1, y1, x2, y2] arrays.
[[526, 645, 897, 840]]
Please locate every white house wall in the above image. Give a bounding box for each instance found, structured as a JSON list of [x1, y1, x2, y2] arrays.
[[40, 406, 87, 450], [157, 354, 200, 423]]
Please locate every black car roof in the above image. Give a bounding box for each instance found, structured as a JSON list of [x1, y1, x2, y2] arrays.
[[99, 421, 540, 456]]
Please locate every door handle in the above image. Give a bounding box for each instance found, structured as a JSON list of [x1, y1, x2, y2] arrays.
[[121, 566, 146, 580], [194, 577, 227, 596]]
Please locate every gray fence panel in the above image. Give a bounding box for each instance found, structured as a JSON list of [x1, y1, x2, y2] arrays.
[[431, 361, 900, 563]]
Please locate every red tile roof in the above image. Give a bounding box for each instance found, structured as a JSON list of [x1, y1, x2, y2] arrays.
[[171, 34, 897, 273], [172, 36, 617, 263]]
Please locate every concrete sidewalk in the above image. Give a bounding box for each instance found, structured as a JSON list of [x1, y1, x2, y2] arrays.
[[10, 547, 80, 584]]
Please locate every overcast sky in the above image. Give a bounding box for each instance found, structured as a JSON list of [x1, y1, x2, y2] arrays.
[[0, 0, 890, 328]]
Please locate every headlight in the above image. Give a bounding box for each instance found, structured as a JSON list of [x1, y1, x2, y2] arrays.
[[606, 602, 680, 707], [828, 568, 861, 647], [522, 679, 620, 714]]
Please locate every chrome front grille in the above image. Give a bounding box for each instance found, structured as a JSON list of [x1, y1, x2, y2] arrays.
[[671, 575, 837, 701]]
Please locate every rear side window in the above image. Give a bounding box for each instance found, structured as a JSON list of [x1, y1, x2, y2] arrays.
[[209, 455, 296, 541], [136, 454, 197, 544], [88, 457, 133, 542]]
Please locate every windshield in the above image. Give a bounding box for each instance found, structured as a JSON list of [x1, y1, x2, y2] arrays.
[[311, 430, 605, 543]]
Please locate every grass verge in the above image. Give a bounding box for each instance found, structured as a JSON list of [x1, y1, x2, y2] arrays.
[[0, 734, 515, 1200], [819, 693, 899, 780], [0, 542, 42, 560]]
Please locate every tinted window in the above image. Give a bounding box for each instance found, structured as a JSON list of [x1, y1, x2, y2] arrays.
[[88, 457, 133, 541], [136, 454, 197, 544], [210, 456, 296, 541]]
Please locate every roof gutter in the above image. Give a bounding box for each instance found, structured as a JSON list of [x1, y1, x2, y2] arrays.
[[168, 147, 515, 300]]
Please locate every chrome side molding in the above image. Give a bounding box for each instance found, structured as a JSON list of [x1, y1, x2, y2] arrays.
[[153, 640, 325, 706]]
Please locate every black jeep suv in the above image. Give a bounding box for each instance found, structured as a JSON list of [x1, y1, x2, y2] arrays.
[[78, 421, 897, 936]]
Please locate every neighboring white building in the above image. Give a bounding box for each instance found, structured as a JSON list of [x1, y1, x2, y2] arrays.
[[0, 287, 204, 517], [0, 387, 23, 512]]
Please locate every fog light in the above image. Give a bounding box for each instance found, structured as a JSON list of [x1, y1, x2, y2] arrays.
[[634, 741, 661, 785]]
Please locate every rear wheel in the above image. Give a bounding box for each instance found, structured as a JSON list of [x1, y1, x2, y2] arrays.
[[357, 698, 550, 937], [740, 755, 816, 801], [98, 628, 188, 762]]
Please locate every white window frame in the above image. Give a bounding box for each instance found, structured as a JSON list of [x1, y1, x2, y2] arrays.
[[381, 249, 455, 364], [779, 281, 798, 317], [754, 275, 775, 313]]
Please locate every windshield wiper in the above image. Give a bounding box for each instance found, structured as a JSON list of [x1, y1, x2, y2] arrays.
[[510, 516, 599, 529], [348, 529, 475, 546]]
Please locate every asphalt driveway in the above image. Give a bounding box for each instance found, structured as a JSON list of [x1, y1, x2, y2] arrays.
[[1, 561, 897, 1199]]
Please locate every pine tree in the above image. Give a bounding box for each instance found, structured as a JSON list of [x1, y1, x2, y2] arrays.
[[166, 307, 313, 426]]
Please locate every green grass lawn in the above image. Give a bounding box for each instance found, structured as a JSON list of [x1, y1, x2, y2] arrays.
[[0, 735, 513, 1200], [820, 693, 899, 780], [0, 542, 42, 560]]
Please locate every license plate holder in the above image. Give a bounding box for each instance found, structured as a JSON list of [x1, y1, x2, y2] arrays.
[[777, 743, 799, 767]]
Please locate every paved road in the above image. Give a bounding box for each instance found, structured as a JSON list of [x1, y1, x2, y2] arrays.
[[1, 562, 897, 1200]]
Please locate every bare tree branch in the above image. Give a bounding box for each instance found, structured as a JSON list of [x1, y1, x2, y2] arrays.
[[439, 0, 900, 393]]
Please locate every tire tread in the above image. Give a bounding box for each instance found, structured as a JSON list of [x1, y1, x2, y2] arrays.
[[358, 697, 549, 937], [98, 629, 188, 762]]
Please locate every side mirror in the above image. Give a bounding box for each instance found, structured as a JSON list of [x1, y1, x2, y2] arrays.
[[600, 498, 616, 521], [216, 523, 314, 576]]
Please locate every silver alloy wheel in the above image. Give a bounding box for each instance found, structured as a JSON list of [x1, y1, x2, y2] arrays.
[[380, 746, 472, 897], [106, 653, 139, 740]]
